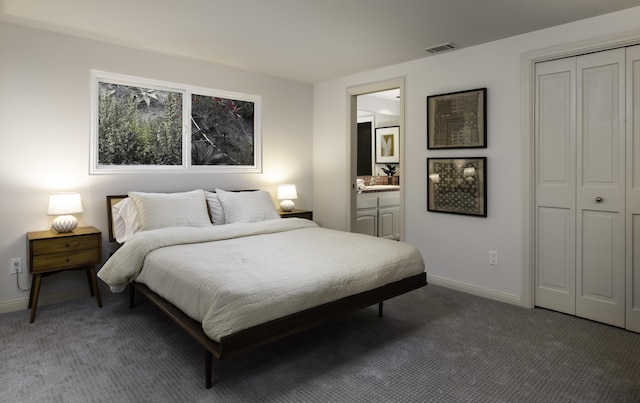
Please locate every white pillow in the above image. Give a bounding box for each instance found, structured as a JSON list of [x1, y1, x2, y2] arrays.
[[111, 198, 140, 243], [215, 188, 280, 224], [129, 190, 211, 231], [204, 191, 226, 225]]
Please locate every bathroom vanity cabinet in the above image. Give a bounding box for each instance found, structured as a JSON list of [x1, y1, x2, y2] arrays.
[[355, 191, 400, 240]]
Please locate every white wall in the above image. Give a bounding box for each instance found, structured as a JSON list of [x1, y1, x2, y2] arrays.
[[4, 7, 640, 314], [312, 7, 640, 304], [0, 22, 313, 312]]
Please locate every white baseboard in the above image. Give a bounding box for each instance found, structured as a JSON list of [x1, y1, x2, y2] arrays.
[[427, 274, 523, 307], [0, 289, 91, 315]]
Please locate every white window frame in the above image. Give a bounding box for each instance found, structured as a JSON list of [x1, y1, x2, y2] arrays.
[[90, 70, 262, 174]]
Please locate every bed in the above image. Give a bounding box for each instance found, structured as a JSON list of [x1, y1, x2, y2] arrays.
[[98, 189, 427, 388]]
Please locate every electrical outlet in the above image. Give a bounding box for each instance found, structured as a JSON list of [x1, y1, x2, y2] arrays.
[[10, 258, 22, 274], [489, 251, 498, 266]]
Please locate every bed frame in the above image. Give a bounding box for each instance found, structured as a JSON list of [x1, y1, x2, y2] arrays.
[[106, 194, 427, 388]]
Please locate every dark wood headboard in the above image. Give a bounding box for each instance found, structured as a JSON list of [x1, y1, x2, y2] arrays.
[[106, 195, 128, 243]]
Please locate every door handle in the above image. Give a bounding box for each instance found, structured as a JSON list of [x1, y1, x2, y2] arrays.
[[595, 197, 603, 203]]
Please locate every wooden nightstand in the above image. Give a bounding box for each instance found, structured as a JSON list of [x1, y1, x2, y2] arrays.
[[27, 226, 102, 323], [278, 209, 313, 220]]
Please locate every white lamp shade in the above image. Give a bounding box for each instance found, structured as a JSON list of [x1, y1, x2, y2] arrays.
[[47, 193, 83, 215], [47, 193, 83, 233], [277, 184, 297, 212], [277, 184, 298, 200]]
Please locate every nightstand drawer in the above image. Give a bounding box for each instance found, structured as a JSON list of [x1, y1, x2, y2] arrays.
[[31, 234, 100, 256], [32, 249, 100, 272]]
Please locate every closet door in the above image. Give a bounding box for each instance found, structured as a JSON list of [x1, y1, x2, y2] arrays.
[[575, 49, 626, 327], [626, 45, 640, 332], [534, 57, 577, 314], [535, 48, 627, 329]]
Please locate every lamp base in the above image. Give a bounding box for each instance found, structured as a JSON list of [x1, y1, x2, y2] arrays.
[[51, 215, 78, 233], [280, 200, 295, 212]]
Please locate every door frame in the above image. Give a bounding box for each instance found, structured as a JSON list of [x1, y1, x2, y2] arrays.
[[347, 78, 405, 240], [521, 30, 640, 308]]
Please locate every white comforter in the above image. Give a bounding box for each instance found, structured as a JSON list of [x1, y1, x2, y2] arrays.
[[98, 219, 425, 342]]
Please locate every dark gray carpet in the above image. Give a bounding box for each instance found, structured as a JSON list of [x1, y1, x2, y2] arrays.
[[1, 284, 639, 402]]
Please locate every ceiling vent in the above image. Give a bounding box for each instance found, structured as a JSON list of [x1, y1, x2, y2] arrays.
[[423, 42, 458, 54]]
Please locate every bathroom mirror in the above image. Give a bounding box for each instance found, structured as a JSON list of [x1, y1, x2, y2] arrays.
[[357, 89, 400, 178]]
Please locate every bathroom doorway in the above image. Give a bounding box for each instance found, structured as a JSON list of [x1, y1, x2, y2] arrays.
[[347, 78, 405, 240]]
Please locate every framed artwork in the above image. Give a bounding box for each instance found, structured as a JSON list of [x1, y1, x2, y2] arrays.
[[375, 126, 400, 163], [427, 88, 487, 149], [427, 157, 487, 217], [90, 70, 261, 174]]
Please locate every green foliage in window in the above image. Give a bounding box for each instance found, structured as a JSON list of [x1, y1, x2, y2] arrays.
[[191, 95, 254, 165], [97, 83, 183, 166]]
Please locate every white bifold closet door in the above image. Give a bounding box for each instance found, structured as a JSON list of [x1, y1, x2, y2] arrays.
[[535, 47, 632, 329], [575, 49, 626, 327], [535, 56, 577, 317]]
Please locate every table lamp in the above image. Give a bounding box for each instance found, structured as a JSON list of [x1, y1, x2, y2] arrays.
[[277, 184, 297, 212], [47, 193, 83, 233]]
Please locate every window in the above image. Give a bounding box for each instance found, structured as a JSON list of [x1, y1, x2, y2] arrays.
[[90, 71, 261, 173]]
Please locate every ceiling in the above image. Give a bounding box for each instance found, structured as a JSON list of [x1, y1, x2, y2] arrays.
[[2, 0, 640, 83]]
